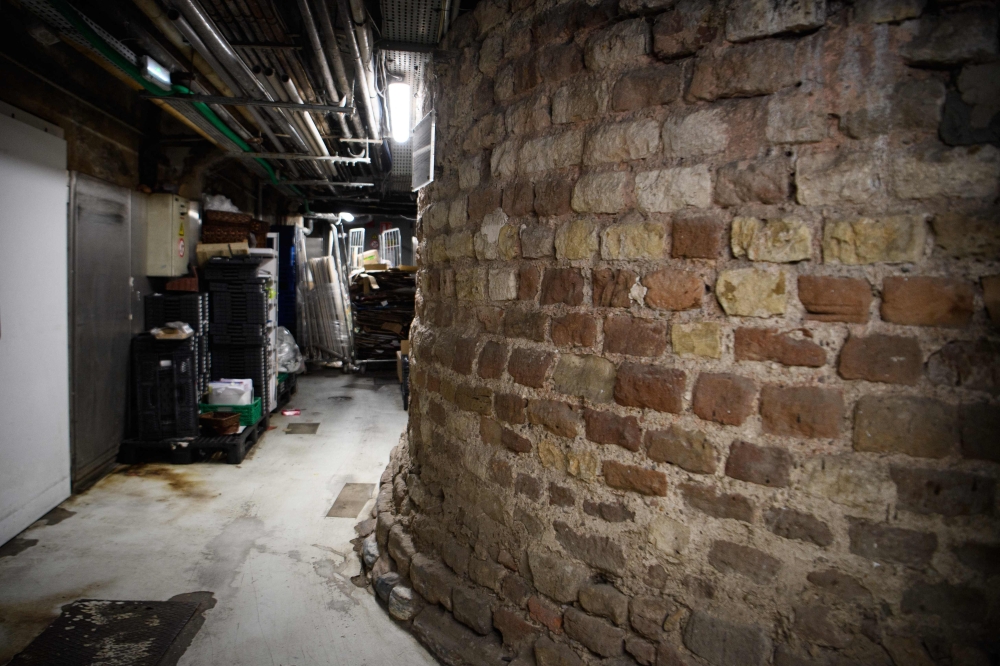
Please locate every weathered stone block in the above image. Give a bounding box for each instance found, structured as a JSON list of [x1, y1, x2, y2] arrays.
[[629, 596, 673, 641], [553, 80, 608, 124], [960, 402, 1000, 463], [412, 606, 505, 665], [535, 637, 583, 666], [708, 540, 781, 584], [725, 441, 791, 488], [580, 584, 629, 627], [604, 315, 668, 357], [731, 216, 812, 263], [891, 465, 996, 517], [602, 221, 665, 260], [614, 364, 685, 413], [583, 500, 634, 523], [603, 460, 668, 496], [642, 269, 702, 310], [506, 93, 552, 136], [552, 354, 617, 403], [585, 119, 661, 165], [648, 516, 690, 555], [552, 314, 597, 348], [933, 212, 1000, 259], [725, 0, 826, 42], [410, 553, 459, 610], [571, 172, 630, 214], [688, 39, 798, 101], [593, 268, 637, 308], [692, 373, 756, 426], [953, 541, 1000, 577], [672, 214, 725, 258], [672, 321, 722, 359], [567, 450, 598, 482], [796, 151, 881, 205], [388, 585, 423, 621], [519, 130, 584, 174], [822, 216, 926, 265], [528, 400, 582, 438], [521, 225, 555, 260], [585, 409, 641, 452], [715, 159, 790, 206], [716, 268, 787, 317], [612, 64, 684, 112], [854, 395, 957, 458], [663, 109, 728, 158], [635, 166, 713, 213], [797, 275, 872, 323], [585, 19, 651, 72], [541, 268, 585, 306], [535, 179, 574, 218], [838, 334, 922, 385], [488, 267, 519, 301], [901, 581, 989, 624], [505, 309, 549, 341], [854, 0, 924, 24], [478, 341, 508, 379], [538, 43, 585, 84], [765, 508, 833, 547], [528, 594, 563, 633], [927, 339, 1000, 394], [765, 89, 827, 144], [453, 585, 495, 635], [508, 348, 554, 389], [528, 549, 589, 603], [469, 556, 508, 594], [682, 483, 754, 522], [493, 608, 538, 648], [555, 219, 599, 259], [388, 524, 418, 576], [891, 144, 999, 200], [760, 385, 843, 439], [847, 518, 937, 567], [882, 276, 975, 327], [683, 611, 773, 666], [646, 426, 717, 474], [496, 394, 527, 425], [554, 521, 626, 575], [901, 8, 999, 66], [653, 0, 717, 59], [800, 454, 893, 511], [734, 328, 825, 367]]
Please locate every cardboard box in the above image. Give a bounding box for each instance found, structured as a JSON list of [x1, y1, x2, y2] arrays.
[[196, 241, 249, 266]]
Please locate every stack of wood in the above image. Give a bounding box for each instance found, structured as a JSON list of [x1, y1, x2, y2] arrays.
[[350, 269, 416, 360]]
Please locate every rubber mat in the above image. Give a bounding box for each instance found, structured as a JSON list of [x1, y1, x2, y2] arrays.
[[9, 599, 198, 665], [285, 422, 319, 434], [327, 483, 375, 518]]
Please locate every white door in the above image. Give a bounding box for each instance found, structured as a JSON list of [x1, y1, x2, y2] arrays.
[[0, 106, 71, 545]]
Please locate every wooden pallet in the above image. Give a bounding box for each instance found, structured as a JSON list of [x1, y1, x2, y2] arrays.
[[119, 413, 269, 465]]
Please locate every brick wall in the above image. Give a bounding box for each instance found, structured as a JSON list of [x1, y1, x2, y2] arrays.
[[363, 2, 1000, 664]]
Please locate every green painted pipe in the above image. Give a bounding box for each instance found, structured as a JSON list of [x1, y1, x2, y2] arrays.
[[48, 0, 305, 194]]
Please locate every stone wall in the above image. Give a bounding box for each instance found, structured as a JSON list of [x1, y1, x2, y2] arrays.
[[359, 1, 1000, 665]]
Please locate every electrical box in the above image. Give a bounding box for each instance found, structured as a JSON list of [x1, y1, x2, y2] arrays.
[[145, 194, 189, 276]]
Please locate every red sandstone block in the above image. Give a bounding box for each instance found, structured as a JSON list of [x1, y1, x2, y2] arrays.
[[603, 315, 668, 357], [760, 385, 843, 439], [881, 276, 975, 327], [478, 341, 509, 379], [642, 269, 703, 310], [593, 268, 636, 307], [518, 265, 541, 301], [734, 328, 826, 367], [584, 408, 642, 452], [671, 216, 725, 259], [797, 275, 872, 323], [692, 373, 756, 426], [603, 460, 668, 496], [528, 596, 563, 633], [614, 364, 686, 413], [725, 441, 792, 488], [552, 313, 598, 347], [541, 268, 585, 306], [838, 333, 922, 385], [508, 348, 555, 388]]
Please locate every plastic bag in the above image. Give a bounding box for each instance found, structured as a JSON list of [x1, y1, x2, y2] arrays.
[[203, 194, 240, 212], [277, 326, 304, 374]]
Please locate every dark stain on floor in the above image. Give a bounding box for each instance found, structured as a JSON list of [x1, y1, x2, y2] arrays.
[[0, 537, 38, 559], [36, 507, 75, 527], [113, 465, 209, 498]]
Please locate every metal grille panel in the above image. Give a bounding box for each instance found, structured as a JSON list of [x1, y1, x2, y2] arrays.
[[381, 0, 444, 43]]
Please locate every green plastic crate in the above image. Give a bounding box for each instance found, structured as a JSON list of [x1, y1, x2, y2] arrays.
[[277, 372, 289, 384], [199, 398, 262, 426]]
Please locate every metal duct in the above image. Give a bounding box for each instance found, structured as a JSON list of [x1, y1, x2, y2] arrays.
[[314, 0, 364, 142], [334, 0, 380, 140]]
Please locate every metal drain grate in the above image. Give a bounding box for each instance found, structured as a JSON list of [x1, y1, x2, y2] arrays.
[[9, 600, 198, 666], [327, 483, 376, 517]]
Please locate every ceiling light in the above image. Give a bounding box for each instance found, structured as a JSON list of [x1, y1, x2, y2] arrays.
[[339, 212, 355, 222], [388, 82, 411, 143], [139, 56, 172, 90]]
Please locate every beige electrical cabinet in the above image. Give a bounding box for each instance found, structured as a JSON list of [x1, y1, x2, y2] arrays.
[[145, 193, 189, 276]]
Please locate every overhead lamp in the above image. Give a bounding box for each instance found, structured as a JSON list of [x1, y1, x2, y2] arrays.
[[339, 212, 355, 222], [387, 81, 412, 143], [139, 55, 172, 90]]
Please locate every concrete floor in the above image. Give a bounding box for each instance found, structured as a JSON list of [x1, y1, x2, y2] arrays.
[[0, 369, 437, 666]]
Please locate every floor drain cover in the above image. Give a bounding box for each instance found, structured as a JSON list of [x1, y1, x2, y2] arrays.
[[329, 396, 353, 402], [327, 483, 375, 518], [286, 423, 320, 435], [9, 599, 198, 665]]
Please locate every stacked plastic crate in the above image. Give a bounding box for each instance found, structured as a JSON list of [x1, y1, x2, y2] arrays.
[[131, 335, 198, 440], [205, 256, 271, 414], [143, 293, 211, 398]]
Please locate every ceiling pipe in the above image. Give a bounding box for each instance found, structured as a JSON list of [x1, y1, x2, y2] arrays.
[[334, 0, 380, 141], [280, 73, 340, 182], [168, 9, 286, 153], [170, 0, 315, 158], [313, 0, 365, 142]]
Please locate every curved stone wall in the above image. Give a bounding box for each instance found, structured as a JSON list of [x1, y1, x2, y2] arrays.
[[362, 2, 1000, 664]]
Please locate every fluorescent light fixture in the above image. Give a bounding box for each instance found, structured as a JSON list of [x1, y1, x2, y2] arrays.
[[387, 81, 411, 143], [339, 212, 355, 222], [139, 55, 172, 90]]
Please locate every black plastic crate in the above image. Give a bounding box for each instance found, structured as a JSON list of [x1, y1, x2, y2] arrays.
[[210, 290, 267, 325], [144, 293, 208, 333], [132, 336, 198, 440], [203, 256, 263, 282]]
